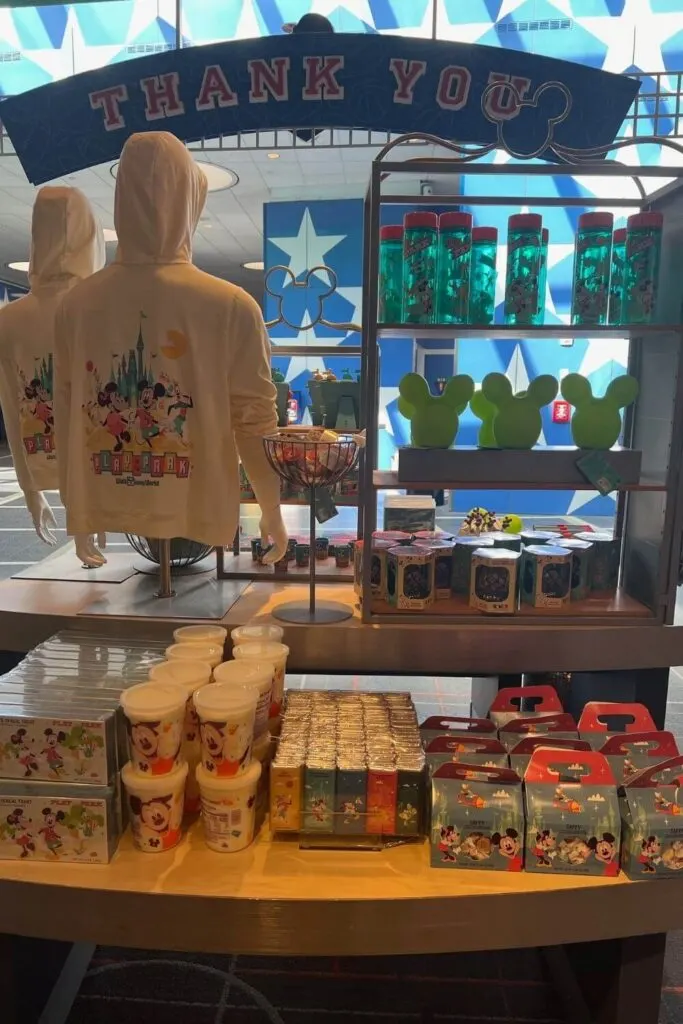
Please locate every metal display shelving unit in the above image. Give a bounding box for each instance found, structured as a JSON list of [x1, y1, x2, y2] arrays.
[[359, 132, 683, 628]]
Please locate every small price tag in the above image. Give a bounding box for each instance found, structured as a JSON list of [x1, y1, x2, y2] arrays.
[[314, 487, 339, 523], [576, 451, 622, 496]]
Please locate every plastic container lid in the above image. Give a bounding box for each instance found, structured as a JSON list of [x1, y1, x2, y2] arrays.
[[613, 228, 627, 243], [575, 531, 614, 543], [455, 536, 494, 547], [508, 213, 542, 231], [473, 548, 521, 561], [404, 212, 438, 230], [213, 660, 273, 689], [122, 758, 188, 793], [524, 545, 571, 558], [194, 682, 258, 720], [166, 643, 222, 665], [380, 225, 403, 241], [148, 660, 213, 694], [472, 227, 497, 243], [627, 212, 663, 230], [439, 211, 473, 230], [233, 641, 290, 663], [120, 681, 187, 721], [578, 212, 614, 230], [173, 624, 227, 645], [387, 543, 433, 559], [557, 537, 593, 550], [230, 624, 284, 645], [195, 759, 261, 794]]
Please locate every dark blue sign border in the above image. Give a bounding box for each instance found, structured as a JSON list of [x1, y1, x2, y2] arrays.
[[1, 34, 638, 185]]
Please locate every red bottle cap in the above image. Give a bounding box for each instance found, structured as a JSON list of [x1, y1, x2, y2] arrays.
[[473, 227, 498, 243], [439, 212, 472, 230], [508, 214, 542, 231], [541, 228, 549, 243], [404, 212, 438, 230], [578, 212, 614, 230], [380, 225, 403, 241], [627, 212, 663, 230], [613, 228, 627, 243]]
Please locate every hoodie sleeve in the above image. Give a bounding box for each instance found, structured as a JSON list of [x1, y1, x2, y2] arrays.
[[228, 291, 281, 514], [53, 298, 72, 506], [0, 332, 32, 494]]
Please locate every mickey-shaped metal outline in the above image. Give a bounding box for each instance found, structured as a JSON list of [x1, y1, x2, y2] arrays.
[[264, 263, 361, 332], [481, 79, 572, 161]]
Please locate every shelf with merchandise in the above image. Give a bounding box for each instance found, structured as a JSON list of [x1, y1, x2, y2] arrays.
[[376, 323, 681, 340]]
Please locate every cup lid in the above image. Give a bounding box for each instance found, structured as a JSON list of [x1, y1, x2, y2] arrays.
[[173, 624, 227, 645], [380, 225, 403, 241], [122, 759, 188, 793], [166, 643, 222, 661], [613, 227, 627, 243], [233, 641, 290, 661], [214, 660, 273, 688], [578, 212, 614, 230], [149, 660, 213, 693], [120, 681, 187, 719], [230, 623, 284, 644], [404, 212, 438, 229], [472, 226, 497, 243], [194, 682, 258, 719], [509, 213, 542, 231], [439, 211, 472, 230], [627, 212, 663, 230], [196, 759, 261, 793]]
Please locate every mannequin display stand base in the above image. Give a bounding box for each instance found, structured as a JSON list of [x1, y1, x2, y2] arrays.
[[272, 599, 353, 624], [81, 572, 247, 619]]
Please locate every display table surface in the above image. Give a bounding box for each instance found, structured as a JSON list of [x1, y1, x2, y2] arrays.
[[0, 824, 680, 958]]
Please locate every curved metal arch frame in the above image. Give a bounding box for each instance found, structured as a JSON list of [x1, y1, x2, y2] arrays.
[[264, 263, 361, 334]]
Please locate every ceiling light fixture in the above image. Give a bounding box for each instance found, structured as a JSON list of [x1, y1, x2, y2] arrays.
[[110, 159, 239, 193], [267, 152, 280, 160], [8, 261, 29, 273], [242, 261, 264, 271]]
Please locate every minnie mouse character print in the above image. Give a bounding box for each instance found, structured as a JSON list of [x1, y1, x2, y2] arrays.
[[6, 808, 35, 858], [10, 729, 39, 778], [438, 825, 460, 862], [638, 835, 661, 874], [533, 829, 557, 867], [492, 828, 523, 871], [38, 807, 65, 857], [588, 832, 619, 876], [128, 792, 182, 852]]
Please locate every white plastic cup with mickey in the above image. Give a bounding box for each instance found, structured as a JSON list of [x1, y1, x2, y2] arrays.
[[232, 642, 289, 720], [122, 760, 188, 852], [194, 683, 257, 778], [213, 660, 272, 740], [196, 759, 262, 853], [148, 660, 213, 814], [166, 642, 223, 671], [230, 623, 283, 647], [120, 681, 187, 776]]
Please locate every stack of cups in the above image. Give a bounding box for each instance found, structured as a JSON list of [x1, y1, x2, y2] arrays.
[[173, 624, 228, 652], [230, 624, 283, 646], [232, 641, 290, 727], [166, 642, 223, 674], [148, 659, 213, 813], [194, 682, 262, 852], [120, 681, 189, 853]]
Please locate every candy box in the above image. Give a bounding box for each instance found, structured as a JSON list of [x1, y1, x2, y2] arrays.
[[383, 495, 435, 533], [0, 704, 117, 785], [420, 716, 496, 748], [499, 712, 578, 752], [510, 737, 592, 777], [620, 755, 683, 879], [386, 544, 435, 610], [599, 731, 679, 783], [489, 685, 563, 729], [578, 702, 657, 750], [0, 779, 121, 863], [524, 748, 621, 877], [430, 762, 524, 871], [425, 735, 508, 774], [520, 545, 572, 609], [469, 548, 520, 615]]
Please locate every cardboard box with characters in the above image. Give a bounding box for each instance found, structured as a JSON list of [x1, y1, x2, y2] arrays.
[[425, 735, 509, 774], [499, 712, 578, 752], [510, 736, 592, 777], [620, 755, 683, 880], [419, 716, 496, 748], [488, 685, 563, 729], [599, 731, 679, 783], [578, 702, 657, 751]]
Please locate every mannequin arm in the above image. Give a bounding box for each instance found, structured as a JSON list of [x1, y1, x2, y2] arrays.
[[24, 491, 58, 545], [229, 295, 287, 563]]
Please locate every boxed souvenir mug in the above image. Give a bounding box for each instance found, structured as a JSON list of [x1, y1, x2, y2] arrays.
[[578, 702, 657, 750], [0, 778, 120, 863], [599, 731, 680, 783], [498, 712, 578, 752], [509, 737, 592, 777], [488, 685, 564, 729], [520, 545, 572, 609], [419, 716, 496, 748], [524, 748, 621, 877], [469, 548, 520, 615], [425, 735, 508, 774], [0, 705, 117, 785], [430, 762, 524, 871], [386, 544, 435, 610], [620, 755, 683, 879]]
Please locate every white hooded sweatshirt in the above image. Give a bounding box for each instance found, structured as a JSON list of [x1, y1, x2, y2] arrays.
[[0, 186, 104, 493], [55, 132, 282, 547]]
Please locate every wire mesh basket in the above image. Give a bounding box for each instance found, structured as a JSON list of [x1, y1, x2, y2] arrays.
[[126, 535, 213, 567], [263, 429, 360, 489]]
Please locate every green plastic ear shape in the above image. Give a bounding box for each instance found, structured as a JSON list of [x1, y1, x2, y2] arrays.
[[560, 372, 639, 450], [398, 372, 474, 448], [470, 389, 497, 448], [482, 372, 558, 450]]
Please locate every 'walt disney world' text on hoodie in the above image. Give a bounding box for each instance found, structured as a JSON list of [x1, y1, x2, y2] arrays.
[[0, 187, 104, 494], [54, 132, 282, 546]]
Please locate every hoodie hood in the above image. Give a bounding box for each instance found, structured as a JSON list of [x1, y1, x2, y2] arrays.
[[29, 186, 105, 292], [114, 132, 208, 265]]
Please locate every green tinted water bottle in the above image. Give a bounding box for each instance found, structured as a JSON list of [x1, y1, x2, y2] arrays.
[[402, 212, 438, 324], [624, 212, 663, 324], [436, 211, 472, 324], [504, 214, 542, 325], [532, 227, 549, 326], [608, 227, 627, 325], [468, 226, 497, 325], [571, 212, 613, 325], [378, 225, 403, 324]]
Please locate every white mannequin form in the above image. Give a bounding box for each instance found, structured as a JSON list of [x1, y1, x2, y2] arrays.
[[0, 187, 107, 566]]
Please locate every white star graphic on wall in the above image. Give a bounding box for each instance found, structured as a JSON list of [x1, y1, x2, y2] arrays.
[[307, 0, 376, 28], [270, 208, 347, 282]]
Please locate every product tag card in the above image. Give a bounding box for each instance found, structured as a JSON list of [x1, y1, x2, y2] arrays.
[[576, 451, 622, 496], [315, 488, 339, 524]]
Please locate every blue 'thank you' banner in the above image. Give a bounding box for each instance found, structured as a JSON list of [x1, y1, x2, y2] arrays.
[[1, 34, 638, 185]]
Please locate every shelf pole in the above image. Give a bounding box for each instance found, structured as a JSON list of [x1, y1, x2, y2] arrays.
[[309, 486, 316, 617]]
